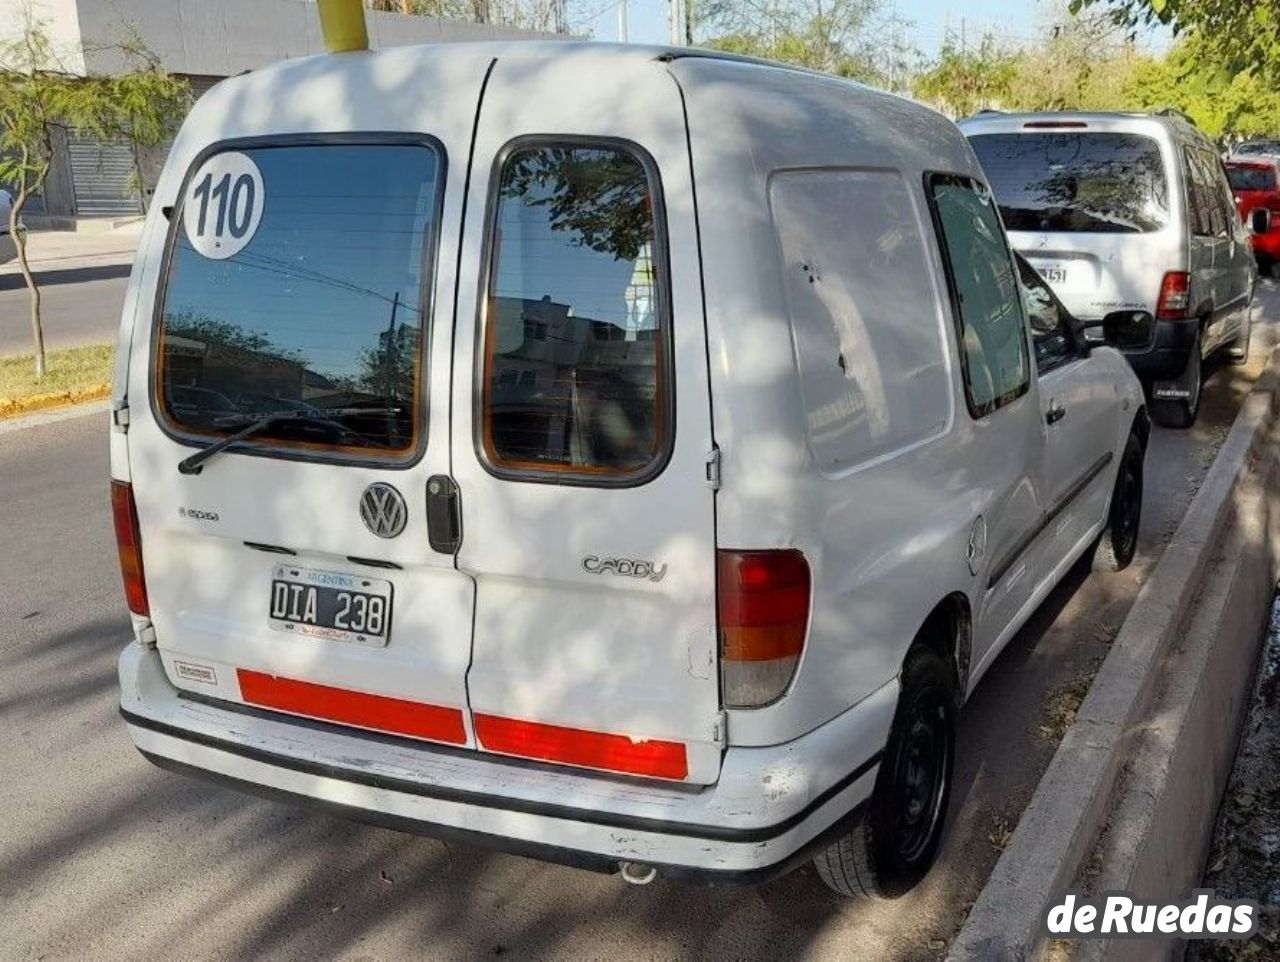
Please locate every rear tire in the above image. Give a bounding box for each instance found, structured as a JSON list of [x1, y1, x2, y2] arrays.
[[1092, 431, 1144, 573], [1150, 329, 1202, 429], [813, 649, 956, 899]]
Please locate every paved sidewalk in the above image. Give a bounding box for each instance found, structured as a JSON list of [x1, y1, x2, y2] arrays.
[[0, 222, 142, 276]]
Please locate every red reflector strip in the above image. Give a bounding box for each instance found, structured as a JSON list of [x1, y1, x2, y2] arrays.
[[236, 670, 467, 745], [473, 714, 688, 781]]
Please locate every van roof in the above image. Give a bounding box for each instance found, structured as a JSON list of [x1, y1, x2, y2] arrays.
[[225, 39, 857, 89]]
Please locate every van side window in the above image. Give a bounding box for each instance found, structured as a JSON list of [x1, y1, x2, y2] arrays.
[[1186, 149, 1224, 237], [480, 142, 670, 483], [769, 169, 951, 473], [927, 175, 1031, 418]]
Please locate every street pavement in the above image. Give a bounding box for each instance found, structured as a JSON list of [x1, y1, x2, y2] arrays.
[[1, 285, 1277, 961], [0, 229, 137, 357]]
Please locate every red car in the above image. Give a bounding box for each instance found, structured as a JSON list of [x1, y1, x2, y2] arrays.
[[1226, 158, 1280, 271]]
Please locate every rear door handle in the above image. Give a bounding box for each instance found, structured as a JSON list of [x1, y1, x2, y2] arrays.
[[1046, 403, 1066, 425], [426, 475, 462, 555]]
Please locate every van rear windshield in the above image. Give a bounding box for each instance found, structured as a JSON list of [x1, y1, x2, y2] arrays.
[[156, 142, 441, 459], [968, 132, 1169, 233], [1227, 165, 1277, 192]]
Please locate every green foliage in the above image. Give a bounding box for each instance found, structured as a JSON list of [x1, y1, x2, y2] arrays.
[[0, 5, 189, 379], [1073, 0, 1280, 87], [698, 0, 915, 88], [914, 35, 1018, 116], [1124, 34, 1280, 140]]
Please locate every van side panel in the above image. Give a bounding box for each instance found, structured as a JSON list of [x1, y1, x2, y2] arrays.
[[672, 60, 1043, 747]]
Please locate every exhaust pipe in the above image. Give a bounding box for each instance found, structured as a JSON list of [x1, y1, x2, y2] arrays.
[[619, 861, 658, 885], [316, 0, 369, 53]]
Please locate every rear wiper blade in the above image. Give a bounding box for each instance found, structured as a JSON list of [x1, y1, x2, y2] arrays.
[[177, 411, 311, 476]]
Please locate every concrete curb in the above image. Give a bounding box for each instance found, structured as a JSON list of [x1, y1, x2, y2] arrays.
[[948, 350, 1280, 962], [0, 399, 110, 435], [0, 384, 112, 419]]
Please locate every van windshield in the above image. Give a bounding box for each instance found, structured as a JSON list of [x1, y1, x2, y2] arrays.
[[968, 132, 1169, 234], [156, 142, 441, 457], [1227, 165, 1277, 192]]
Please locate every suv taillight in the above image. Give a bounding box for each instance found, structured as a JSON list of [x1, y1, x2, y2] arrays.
[[717, 549, 810, 708], [111, 480, 149, 616], [1157, 271, 1191, 320]]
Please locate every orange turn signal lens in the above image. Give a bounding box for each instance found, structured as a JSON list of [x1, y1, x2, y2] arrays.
[[110, 480, 149, 616]]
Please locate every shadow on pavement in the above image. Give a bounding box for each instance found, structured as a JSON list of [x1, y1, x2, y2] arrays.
[[0, 263, 131, 291]]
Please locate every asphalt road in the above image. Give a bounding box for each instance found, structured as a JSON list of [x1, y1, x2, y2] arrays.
[[0, 264, 129, 356], [1, 285, 1277, 961]]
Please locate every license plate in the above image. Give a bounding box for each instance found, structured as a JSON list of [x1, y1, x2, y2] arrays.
[[1039, 266, 1069, 285], [268, 565, 393, 647]]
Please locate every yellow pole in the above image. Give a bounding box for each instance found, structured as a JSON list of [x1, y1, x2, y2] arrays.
[[317, 0, 370, 53]]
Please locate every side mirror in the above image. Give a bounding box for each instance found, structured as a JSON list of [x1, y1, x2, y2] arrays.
[[1093, 310, 1155, 351], [1250, 207, 1271, 235]]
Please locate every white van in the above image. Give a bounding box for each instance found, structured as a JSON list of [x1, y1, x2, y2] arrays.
[[960, 111, 1257, 429], [113, 42, 1148, 897]]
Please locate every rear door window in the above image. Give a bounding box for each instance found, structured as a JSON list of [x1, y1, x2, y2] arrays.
[[928, 175, 1030, 418], [479, 141, 670, 483], [156, 141, 443, 460], [1227, 165, 1277, 192], [968, 132, 1169, 233]]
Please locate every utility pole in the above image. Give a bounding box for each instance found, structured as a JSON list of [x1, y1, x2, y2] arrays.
[[618, 0, 628, 42], [668, 0, 682, 46]]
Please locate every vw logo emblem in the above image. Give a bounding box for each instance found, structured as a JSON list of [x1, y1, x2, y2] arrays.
[[359, 483, 407, 539]]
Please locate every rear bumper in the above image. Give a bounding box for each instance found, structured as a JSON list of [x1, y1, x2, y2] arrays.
[[118, 643, 892, 881], [1122, 317, 1199, 382]]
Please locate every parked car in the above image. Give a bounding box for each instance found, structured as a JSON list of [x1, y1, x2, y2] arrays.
[[1230, 139, 1280, 161], [0, 189, 16, 265], [113, 42, 1148, 900], [1225, 158, 1280, 273], [961, 111, 1256, 429]]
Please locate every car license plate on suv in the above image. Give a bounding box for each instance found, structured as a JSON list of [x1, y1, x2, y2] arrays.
[[268, 565, 392, 647], [1039, 265, 1069, 285]]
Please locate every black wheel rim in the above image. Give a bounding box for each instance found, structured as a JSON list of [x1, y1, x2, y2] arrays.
[[888, 689, 950, 864], [1111, 454, 1142, 562]]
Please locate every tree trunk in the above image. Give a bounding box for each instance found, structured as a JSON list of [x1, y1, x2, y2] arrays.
[[12, 159, 47, 380]]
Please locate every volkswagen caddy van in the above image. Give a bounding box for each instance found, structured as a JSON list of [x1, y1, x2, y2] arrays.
[[961, 110, 1256, 430], [113, 41, 1148, 898]]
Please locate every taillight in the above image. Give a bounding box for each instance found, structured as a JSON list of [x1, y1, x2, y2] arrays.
[[1157, 271, 1191, 320], [717, 549, 811, 708], [110, 480, 149, 616]]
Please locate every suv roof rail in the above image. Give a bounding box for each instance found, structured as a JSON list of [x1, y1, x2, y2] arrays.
[[1154, 107, 1198, 127]]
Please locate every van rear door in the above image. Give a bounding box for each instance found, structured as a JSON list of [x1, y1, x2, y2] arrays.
[[449, 52, 723, 784], [127, 55, 493, 748]]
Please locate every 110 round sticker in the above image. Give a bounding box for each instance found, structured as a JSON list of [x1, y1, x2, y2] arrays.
[[182, 151, 264, 259]]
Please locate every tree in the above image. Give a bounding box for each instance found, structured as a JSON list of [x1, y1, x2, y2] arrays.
[[366, 0, 564, 31], [1124, 33, 1280, 140], [0, 7, 188, 379], [914, 34, 1018, 117], [1072, 0, 1280, 87], [698, 0, 916, 88]]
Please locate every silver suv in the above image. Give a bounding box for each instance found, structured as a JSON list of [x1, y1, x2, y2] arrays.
[[961, 111, 1256, 428]]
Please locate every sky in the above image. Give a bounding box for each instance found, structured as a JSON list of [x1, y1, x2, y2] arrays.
[[572, 0, 1169, 60]]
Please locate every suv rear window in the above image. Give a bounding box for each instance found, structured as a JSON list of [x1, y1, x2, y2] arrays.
[[969, 132, 1169, 233], [1227, 165, 1277, 192], [479, 142, 670, 483], [156, 141, 442, 459]]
